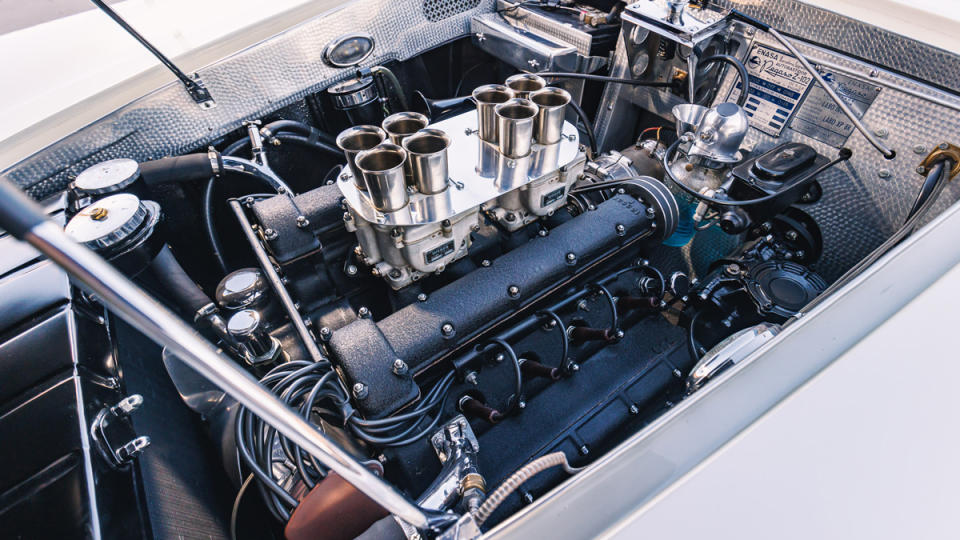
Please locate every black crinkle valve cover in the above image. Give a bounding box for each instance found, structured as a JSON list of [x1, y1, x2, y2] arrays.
[[327, 194, 653, 417]]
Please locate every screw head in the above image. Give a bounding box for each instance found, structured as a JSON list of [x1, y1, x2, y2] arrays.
[[465, 371, 479, 385], [417, 293, 428, 302], [481, 259, 491, 267], [262, 228, 278, 240], [346, 264, 358, 276], [441, 323, 455, 337], [392, 359, 408, 375], [878, 169, 892, 179], [565, 252, 577, 265], [352, 383, 368, 400], [615, 223, 626, 236], [319, 327, 332, 341], [629, 404, 640, 415], [517, 400, 526, 409], [358, 306, 370, 318], [508, 285, 520, 298], [296, 215, 310, 228]]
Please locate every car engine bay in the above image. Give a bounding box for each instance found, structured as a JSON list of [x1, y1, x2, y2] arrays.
[[2, 0, 960, 538]]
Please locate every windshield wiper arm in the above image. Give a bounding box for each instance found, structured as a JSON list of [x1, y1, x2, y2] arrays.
[[90, 0, 215, 108]]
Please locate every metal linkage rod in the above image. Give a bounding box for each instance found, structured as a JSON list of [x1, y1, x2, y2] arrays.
[[228, 199, 325, 364]]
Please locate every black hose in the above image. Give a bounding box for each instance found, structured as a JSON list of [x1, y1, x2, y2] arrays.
[[536, 72, 674, 87], [140, 153, 213, 186], [148, 245, 213, 316], [273, 133, 342, 157], [261, 120, 337, 147], [567, 98, 599, 155], [662, 140, 853, 206], [805, 158, 955, 311], [698, 55, 750, 107], [202, 177, 229, 274], [687, 311, 702, 363], [537, 309, 569, 372]]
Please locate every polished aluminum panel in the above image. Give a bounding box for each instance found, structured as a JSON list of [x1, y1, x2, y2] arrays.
[[338, 109, 580, 226]]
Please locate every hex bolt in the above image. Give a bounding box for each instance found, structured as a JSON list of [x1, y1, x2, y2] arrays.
[[673, 368, 683, 378], [358, 306, 370, 318], [441, 323, 455, 337], [262, 228, 278, 240], [389, 269, 402, 279], [508, 285, 520, 298], [346, 264, 358, 276], [319, 327, 332, 341], [517, 400, 527, 410], [465, 371, 479, 386], [417, 293, 428, 302], [296, 215, 310, 228], [392, 359, 408, 376], [481, 259, 492, 267], [785, 230, 798, 241], [538, 229, 548, 237], [569, 363, 580, 373], [565, 252, 577, 265], [615, 223, 626, 236], [579, 444, 590, 456], [352, 383, 368, 400], [628, 404, 640, 415], [645, 207, 656, 218]]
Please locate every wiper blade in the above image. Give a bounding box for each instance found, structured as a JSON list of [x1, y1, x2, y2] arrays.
[[90, 0, 215, 108]]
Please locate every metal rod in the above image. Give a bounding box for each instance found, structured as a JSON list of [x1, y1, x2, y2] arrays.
[[89, 0, 213, 106], [21, 220, 433, 528], [811, 57, 960, 114], [767, 28, 895, 159], [228, 199, 326, 364]]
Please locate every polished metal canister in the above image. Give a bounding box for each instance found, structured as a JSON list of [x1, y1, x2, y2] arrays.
[[356, 143, 409, 211], [336, 125, 387, 190], [495, 98, 539, 159], [472, 84, 514, 143], [505, 73, 546, 99], [402, 128, 452, 194], [530, 86, 571, 145]]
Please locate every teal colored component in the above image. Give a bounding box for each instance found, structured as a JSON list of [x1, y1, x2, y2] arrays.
[[663, 194, 695, 247]]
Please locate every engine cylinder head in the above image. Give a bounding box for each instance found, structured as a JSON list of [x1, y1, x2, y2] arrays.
[[402, 128, 451, 194], [473, 84, 514, 143], [356, 143, 409, 211], [495, 98, 538, 158]]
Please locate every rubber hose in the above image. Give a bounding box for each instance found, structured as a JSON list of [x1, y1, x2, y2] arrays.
[[149, 244, 214, 316], [140, 153, 213, 186], [698, 55, 750, 107], [567, 99, 598, 155]]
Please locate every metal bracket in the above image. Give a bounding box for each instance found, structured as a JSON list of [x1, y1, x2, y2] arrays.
[[90, 394, 150, 468], [918, 143, 960, 180]]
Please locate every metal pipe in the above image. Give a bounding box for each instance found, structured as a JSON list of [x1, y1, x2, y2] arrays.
[[403, 128, 452, 194], [766, 28, 895, 159], [18, 220, 435, 529], [221, 155, 294, 195], [228, 199, 326, 364], [495, 98, 538, 158]]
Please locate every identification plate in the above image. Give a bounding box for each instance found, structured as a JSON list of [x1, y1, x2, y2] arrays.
[[424, 240, 455, 265], [790, 71, 881, 147], [728, 44, 814, 136]]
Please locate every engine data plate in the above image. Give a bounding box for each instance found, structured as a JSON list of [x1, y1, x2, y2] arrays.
[[790, 70, 881, 147], [728, 43, 814, 137], [338, 109, 580, 226]]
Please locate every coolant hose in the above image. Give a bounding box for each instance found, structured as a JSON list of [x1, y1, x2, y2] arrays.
[[149, 244, 215, 317], [140, 153, 213, 185]]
